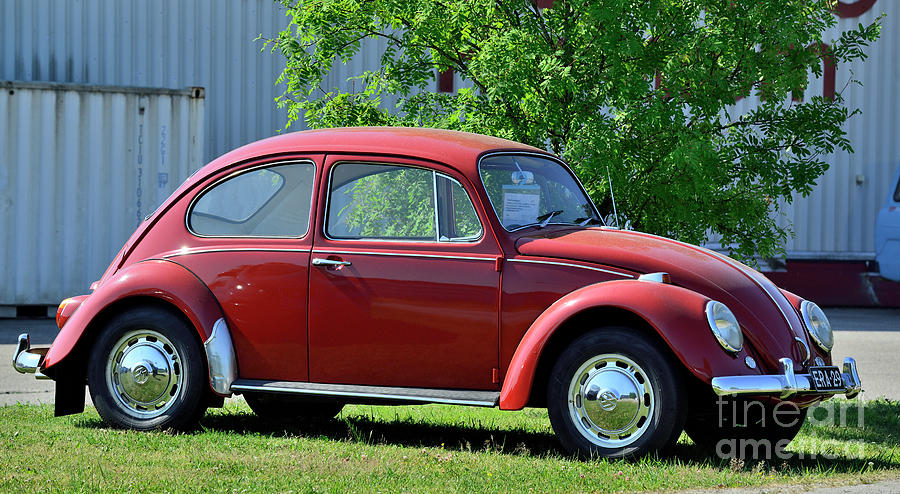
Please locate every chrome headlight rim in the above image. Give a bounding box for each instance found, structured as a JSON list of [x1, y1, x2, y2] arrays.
[[800, 300, 833, 352], [705, 301, 743, 353]]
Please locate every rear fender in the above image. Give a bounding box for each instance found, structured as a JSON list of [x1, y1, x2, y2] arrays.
[[43, 259, 230, 394], [499, 280, 757, 410]]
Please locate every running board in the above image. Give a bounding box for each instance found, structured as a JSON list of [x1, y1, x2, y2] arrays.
[[231, 379, 500, 407]]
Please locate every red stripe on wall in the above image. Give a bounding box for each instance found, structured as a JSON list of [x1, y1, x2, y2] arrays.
[[835, 0, 877, 18], [792, 43, 835, 102]]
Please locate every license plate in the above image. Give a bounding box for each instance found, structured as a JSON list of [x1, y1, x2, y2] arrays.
[[809, 366, 844, 391]]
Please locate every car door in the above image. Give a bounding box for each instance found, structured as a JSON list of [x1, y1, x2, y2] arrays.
[[308, 156, 502, 390]]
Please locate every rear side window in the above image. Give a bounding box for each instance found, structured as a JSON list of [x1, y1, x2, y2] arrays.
[[189, 162, 315, 237], [327, 163, 483, 242]]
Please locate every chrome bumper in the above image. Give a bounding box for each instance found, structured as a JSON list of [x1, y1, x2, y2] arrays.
[[711, 357, 861, 399], [12, 333, 51, 380]]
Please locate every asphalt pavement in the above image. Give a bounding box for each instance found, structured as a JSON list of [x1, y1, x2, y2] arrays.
[[1, 308, 898, 407]]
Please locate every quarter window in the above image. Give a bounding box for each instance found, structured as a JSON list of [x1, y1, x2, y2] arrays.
[[327, 163, 483, 242], [189, 162, 315, 237]]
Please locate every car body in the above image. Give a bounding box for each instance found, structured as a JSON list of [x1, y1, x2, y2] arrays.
[[875, 163, 900, 281], [14, 127, 861, 458]]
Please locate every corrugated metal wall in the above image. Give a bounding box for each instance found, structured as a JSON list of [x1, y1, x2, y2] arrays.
[[320, 38, 454, 112], [1, 0, 288, 163], [0, 82, 204, 305], [728, 1, 898, 259]]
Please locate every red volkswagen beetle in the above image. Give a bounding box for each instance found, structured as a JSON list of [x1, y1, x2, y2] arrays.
[[14, 128, 860, 458]]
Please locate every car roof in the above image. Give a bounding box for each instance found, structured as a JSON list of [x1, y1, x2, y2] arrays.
[[197, 127, 549, 179]]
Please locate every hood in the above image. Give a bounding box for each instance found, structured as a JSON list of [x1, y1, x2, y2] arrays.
[[516, 228, 813, 372]]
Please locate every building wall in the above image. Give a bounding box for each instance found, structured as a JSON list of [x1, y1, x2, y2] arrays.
[[1, 1, 896, 307], [729, 0, 897, 259]]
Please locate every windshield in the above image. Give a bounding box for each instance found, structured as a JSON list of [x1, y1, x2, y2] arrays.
[[479, 153, 599, 231]]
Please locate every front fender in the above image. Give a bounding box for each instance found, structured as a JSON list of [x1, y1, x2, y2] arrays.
[[499, 280, 758, 410], [43, 259, 225, 375]]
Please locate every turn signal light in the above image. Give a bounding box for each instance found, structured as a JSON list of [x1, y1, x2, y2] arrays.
[[56, 296, 87, 329]]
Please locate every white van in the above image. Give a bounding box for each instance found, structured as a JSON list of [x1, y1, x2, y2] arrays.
[[875, 164, 900, 281]]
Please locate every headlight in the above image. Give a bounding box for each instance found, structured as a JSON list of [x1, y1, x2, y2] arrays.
[[705, 301, 743, 353], [801, 300, 833, 352]]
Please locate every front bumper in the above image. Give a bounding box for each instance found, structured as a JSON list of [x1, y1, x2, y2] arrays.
[[711, 357, 861, 399], [12, 333, 51, 380]]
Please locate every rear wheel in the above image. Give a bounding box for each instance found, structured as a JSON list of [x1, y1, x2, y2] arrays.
[[245, 393, 344, 423], [87, 307, 208, 430], [547, 327, 686, 459]]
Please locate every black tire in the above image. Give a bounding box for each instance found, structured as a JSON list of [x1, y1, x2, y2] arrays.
[[547, 327, 686, 459], [245, 393, 344, 423], [87, 307, 208, 430], [685, 400, 807, 459]]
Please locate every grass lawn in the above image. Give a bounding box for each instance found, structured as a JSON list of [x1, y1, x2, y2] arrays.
[[1, 398, 897, 492]]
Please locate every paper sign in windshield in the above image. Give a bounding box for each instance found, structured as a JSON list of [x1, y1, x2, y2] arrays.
[[502, 185, 541, 226]]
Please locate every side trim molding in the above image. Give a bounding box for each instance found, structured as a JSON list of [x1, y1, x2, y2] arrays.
[[507, 258, 633, 278], [231, 379, 500, 407], [204, 318, 238, 396], [163, 247, 312, 259], [312, 249, 496, 262]]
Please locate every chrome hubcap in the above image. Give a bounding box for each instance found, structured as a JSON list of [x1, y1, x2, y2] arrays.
[[106, 330, 182, 419], [568, 354, 655, 448]]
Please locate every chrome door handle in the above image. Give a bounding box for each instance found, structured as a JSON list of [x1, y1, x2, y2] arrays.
[[312, 258, 352, 267]]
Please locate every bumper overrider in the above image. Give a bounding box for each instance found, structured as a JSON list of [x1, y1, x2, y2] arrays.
[[711, 357, 861, 399], [12, 333, 51, 380], [14, 320, 238, 395]]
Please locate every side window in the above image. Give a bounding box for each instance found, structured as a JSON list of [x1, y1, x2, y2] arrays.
[[327, 163, 482, 242], [189, 162, 315, 237], [437, 175, 483, 241], [328, 164, 436, 240]]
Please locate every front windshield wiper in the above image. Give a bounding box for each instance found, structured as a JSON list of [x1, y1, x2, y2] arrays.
[[574, 216, 603, 226], [537, 210, 564, 228]]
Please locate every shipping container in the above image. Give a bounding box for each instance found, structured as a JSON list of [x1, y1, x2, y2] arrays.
[[1, 0, 288, 163], [0, 81, 205, 308]]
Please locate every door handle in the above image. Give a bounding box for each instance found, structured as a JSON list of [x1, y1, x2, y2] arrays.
[[312, 258, 352, 267]]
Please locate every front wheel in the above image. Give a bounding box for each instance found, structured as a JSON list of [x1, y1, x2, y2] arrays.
[[87, 307, 208, 430], [547, 327, 686, 459]]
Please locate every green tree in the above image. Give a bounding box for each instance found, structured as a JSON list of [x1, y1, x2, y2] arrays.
[[267, 0, 880, 260], [340, 167, 436, 238]]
